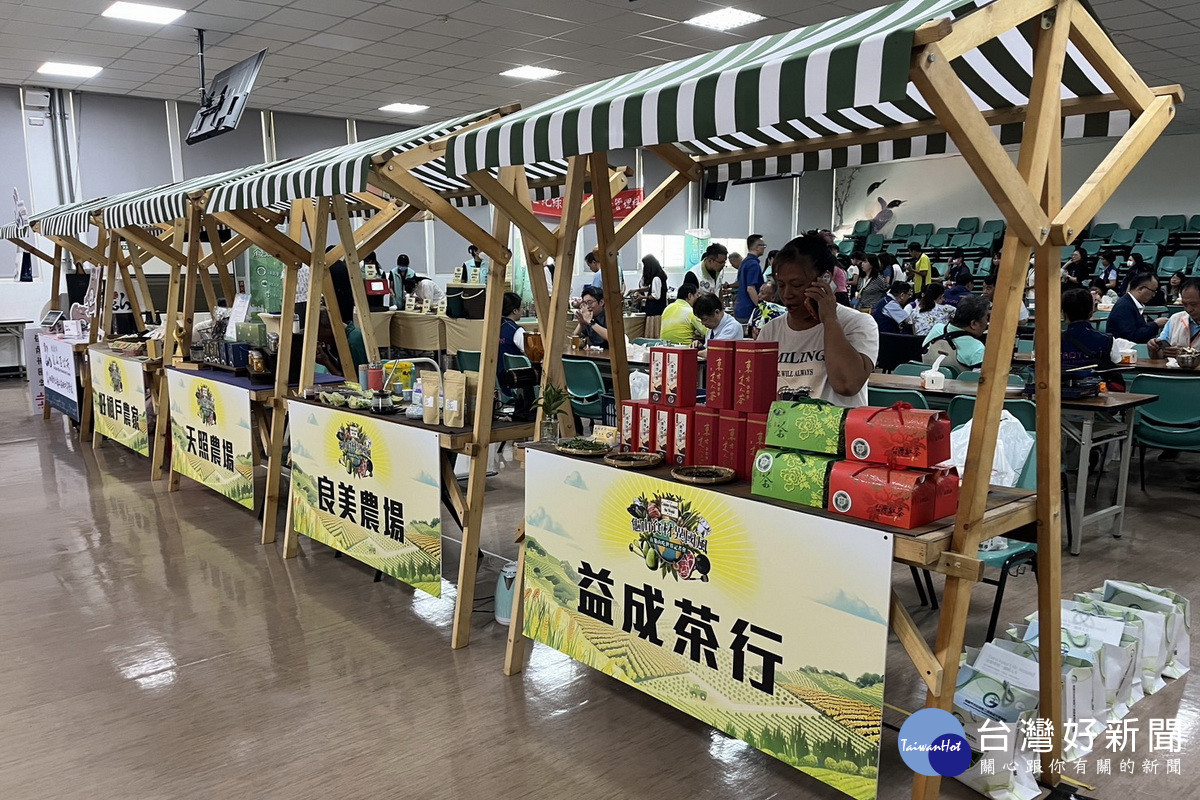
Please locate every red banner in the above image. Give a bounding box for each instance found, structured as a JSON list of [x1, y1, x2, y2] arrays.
[[531, 188, 644, 221]]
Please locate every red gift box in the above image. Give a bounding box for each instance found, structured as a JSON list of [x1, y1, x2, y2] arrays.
[[826, 461, 937, 529], [843, 403, 951, 469], [744, 412, 768, 482], [695, 406, 720, 465], [930, 466, 960, 521], [637, 403, 656, 454], [649, 348, 666, 404], [706, 340, 736, 410], [672, 408, 695, 466], [620, 400, 645, 452], [717, 410, 746, 477], [664, 347, 698, 408], [655, 407, 674, 459], [734, 340, 779, 414]]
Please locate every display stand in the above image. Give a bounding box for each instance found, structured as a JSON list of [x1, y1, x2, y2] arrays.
[[457, 0, 1180, 794]]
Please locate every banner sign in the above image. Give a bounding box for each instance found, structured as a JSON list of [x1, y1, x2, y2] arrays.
[[89, 349, 148, 455], [531, 188, 644, 221], [25, 326, 44, 413], [169, 369, 256, 509], [39, 335, 79, 421], [524, 450, 892, 800], [288, 402, 443, 597]]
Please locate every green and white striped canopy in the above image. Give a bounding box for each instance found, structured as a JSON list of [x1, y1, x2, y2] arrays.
[[446, 0, 1126, 181], [0, 222, 28, 239], [205, 109, 568, 215], [30, 193, 116, 237], [103, 163, 281, 230]]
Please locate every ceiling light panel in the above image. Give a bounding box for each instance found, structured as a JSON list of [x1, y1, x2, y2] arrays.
[[102, 3, 186, 25], [379, 102, 430, 113], [686, 7, 765, 31], [38, 62, 104, 78], [500, 66, 563, 80]]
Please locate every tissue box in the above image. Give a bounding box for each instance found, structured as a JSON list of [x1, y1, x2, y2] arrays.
[[843, 404, 952, 469], [637, 403, 656, 454], [236, 322, 268, 347], [765, 400, 849, 456], [930, 466, 960, 520], [654, 407, 674, 459], [734, 341, 778, 414], [649, 348, 666, 404], [743, 412, 768, 483], [717, 410, 745, 475], [695, 406, 720, 465], [706, 340, 736, 409], [620, 400, 650, 452], [671, 408, 695, 466], [664, 347, 698, 407], [826, 461, 937, 529], [751, 448, 836, 508]]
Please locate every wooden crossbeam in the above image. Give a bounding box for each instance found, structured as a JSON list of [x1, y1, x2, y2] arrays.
[[589, 151, 631, 408], [199, 232, 253, 271], [646, 144, 702, 180], [557, 167, 628, 238], [349, 203, 420, 259], [211, 210, 312, 268], [331, 194, 380, 362], [47, 235, 106, 267], [513, 166, 552, 327], [1067, 0, 1155, 113], [117, 225, 187, 267], [889, 591, 944, 695], [9, 238, 57, 265], [465, 169, 559, 257], [936, 0, 1057, 60], [1014, 0, 1073, 203], [612, 169, 695, 252]]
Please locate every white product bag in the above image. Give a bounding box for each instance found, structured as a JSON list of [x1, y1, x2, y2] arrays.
[[953, 662, 1043, 800], [1101, 581, 1191, 679], [1075, 593, 1168, 695], [948, 411, 1033, 487]]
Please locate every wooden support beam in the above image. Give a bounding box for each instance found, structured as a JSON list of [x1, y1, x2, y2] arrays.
[[1014, 0, 1073, 204], [331, 195, 380, 362], [116, 225, 187, 266], [47, 235, 106, 267], [589, 150, 630, 408], [321, 268, 355, 378], [297, 198, 332, 398], [177, 206, 205, 362], [119, 263, 147, 334], [911, 44, 1049, 245], [10, 238, 57, 266], [260, 257, 300, 544], [503, 535, 528, 675], [565, 168, 629, 235], [1067, 0, 1155, 112], [465, 169, 559, 257], [124, 242, 156, 322], [513, 167, 552, 327], [936, 0, 1057, 60], [205, 217, 236, 302], [646, 144, 702, 181], [1050, 95, 1174, 244], [100, 239, 118, 342], [612, 169, 695, 253], [890, 591, 944, 695], [199, 232, 252, 271], [913, 16, 954, 47], [333, 202, 420, 264], [48, 244, 63, 312], [211, 210, 313, 268]]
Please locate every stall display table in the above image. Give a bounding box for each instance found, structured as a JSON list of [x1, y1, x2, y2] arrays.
[[87, 344, 162, 468], [389, 311, 444, 351], [0, 319, 33, 379], [868, 373, 1156, 554]]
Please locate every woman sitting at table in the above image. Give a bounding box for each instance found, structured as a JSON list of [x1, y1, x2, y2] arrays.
[[573, 286, 609, 349], [1062, 287, 1123, 388], [499, 290, 526, 362], [755, 233, 878, 407], [922, 295, 990, 373], [629, 254, 669, 338], [908, 283, 954, 337]]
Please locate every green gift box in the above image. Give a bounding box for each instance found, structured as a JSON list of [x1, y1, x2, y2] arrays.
[[751, 448, 836, 508], [765, 400, 848, 456]]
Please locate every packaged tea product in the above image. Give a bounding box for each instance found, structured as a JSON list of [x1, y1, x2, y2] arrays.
[[420, 370, 441, 425], [443, 370, 467, 427], [464, 370, 480, 422]]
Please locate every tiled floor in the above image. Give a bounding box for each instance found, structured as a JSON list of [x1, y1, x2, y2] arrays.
[[1, 381, 1196, 800]]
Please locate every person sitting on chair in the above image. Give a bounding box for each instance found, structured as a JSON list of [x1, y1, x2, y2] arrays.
[[923, 295, 990, 372], [1150, 277, 1200, 356], [1061, 287, 1122, 384], [573, 285, 609, 349], [870, 281, 913, 335], [497, 291, 527, 379], [659, 280, 707, 346], [1106, 273, 1167, 343], [693, 293, 743, 342]]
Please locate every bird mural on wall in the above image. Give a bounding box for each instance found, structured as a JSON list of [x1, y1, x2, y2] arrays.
[[861, 180, 906, 235]]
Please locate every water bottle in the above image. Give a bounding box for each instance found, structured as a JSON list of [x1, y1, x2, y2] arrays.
[[407, 377, 424, 419]]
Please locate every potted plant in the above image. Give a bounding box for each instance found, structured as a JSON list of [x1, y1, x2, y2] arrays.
[[536, 383, 569, 443]]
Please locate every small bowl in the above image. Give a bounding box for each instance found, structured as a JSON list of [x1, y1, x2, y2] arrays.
[[1177, 353, 1199, 369]]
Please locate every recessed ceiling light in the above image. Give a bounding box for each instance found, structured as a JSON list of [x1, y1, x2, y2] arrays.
[[500, 65, 562, 80], [686, 7, 765, 31], [38, 62, 103, 78], [379, 102, 429, 113], [102, 2, 185, 25]]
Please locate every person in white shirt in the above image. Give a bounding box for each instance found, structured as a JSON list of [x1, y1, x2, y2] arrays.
[[687, 243, 732, 296], [403, 274, 445, 305], [693, 293, 743, 342], [464, 245, 488, 283], [755, 233, 879, 407]]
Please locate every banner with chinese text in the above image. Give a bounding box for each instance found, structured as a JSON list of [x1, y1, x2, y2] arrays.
[[531, 188, 644, 220], [40, 335, 79, 420], [89, 349, 148, 455], [288, 401, 443, 597], [169, 370, 256, 509], [524, 450, 891, 800]]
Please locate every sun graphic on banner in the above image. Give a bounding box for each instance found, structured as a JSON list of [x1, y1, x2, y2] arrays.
[[594, 474, 759, 606], [322, 417, 390, 481]]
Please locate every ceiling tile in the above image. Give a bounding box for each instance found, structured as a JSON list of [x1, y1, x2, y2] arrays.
[[193, 0, 279, 20]]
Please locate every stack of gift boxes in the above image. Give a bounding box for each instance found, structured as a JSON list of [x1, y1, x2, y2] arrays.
[[751, 400, 959, 528], [619, 341, 779, 475]]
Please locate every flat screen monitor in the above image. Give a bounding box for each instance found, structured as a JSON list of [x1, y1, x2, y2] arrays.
[[185, 49, 267, 145]]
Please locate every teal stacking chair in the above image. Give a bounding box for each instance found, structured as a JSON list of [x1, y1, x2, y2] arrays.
[[503, 353, 532, 371], [956, 217, 980, 234], [457, 349, 481, 372], [851, 219, 872, 238], [864, 233, 884, 252], [838, 239, 855, 255], [891, 223, 914, 241], [1127, 374, 1200, 492], [1109, 228, 1137, 248], [946, 396, 1037, 430], [1140, 228, 1170, 247], [1130, 243, 1159, 265], [562, 358, 606, 422], [1089, 222, 1119, 240], [867, 388, 929, 408], [1160, 214, 1186, 234], [1130, 215, 1159, 232], [913, 223, 935, 238], [1016, 339, 1035, 354]]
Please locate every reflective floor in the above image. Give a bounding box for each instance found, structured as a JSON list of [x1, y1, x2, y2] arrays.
[[1, 381, 1197, 800]]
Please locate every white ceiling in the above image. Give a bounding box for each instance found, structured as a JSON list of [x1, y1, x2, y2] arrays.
[[0, 0, 1198, 132]]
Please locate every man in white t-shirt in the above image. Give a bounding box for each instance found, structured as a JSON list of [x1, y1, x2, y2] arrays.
[[755, 234, 879, 407]]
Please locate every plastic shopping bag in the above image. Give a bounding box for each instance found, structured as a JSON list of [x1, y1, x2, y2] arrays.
[[948, 411, 1033, 487]]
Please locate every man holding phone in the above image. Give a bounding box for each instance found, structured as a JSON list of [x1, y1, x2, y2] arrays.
[[755, 233, 879, 407]]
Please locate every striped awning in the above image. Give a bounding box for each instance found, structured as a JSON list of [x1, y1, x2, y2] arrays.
[[0, 222, 28, 239], [445, 0, 1127, 182], [205, 109, 569, 214], [103, 163, 280, 229], [29, 194, 113, 237]]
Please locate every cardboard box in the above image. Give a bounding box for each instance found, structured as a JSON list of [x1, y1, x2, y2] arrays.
[[751, 448, 837, 508], [664, 347, 698, 407], [734, 340, 779, 414], [655, 407, 674, 460], [620, 400, 647, 452], [672, 408, 695, 466], [930, 466, 960, 521], [744, 412, 769, 484], [826, 461, 938, 529], [717, 410, 746, 475], [843, 405, 952, 469], [706, 340, 736, 409], [765, 400, 849, 456], [649, 348, 666, 404], [695, 406, 720, 465], [637, 403, 656, 454]]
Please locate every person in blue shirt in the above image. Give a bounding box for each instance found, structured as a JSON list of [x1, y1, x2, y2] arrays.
[[923, 295, 989, 372], [693, 293, 743, 342], [1106, 273, 1167, 343], [734, 234, 766, 323], [870, 281, 913, 334], [498, 291, 526, 380], [1061, 287, 1121, 382]]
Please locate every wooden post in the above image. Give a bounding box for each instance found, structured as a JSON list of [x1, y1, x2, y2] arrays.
[[331, 195, 381, 362], [261, 260, 300, 545], [49, 243, 63, 311], [204, 217, 236, 303], [588, 151, 630, 408], [503, 526, 528, 675]]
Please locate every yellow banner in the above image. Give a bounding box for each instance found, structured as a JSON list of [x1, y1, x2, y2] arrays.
[[289, 402, 443, 597], [168, 370, 256, 509], [89, 349, 149, 456], [524, 450, 892, 800]]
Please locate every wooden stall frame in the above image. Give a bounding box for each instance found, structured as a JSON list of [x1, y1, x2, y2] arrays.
[[479, 1, 1180, 796]]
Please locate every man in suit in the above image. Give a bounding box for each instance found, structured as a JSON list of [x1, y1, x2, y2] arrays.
[[1105, 273, 1167, 343]]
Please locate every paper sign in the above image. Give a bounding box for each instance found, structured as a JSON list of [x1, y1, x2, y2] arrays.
[[974, 642, 1041, 691]]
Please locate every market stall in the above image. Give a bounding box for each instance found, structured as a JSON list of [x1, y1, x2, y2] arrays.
[[445, 0, 1180, 796]]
